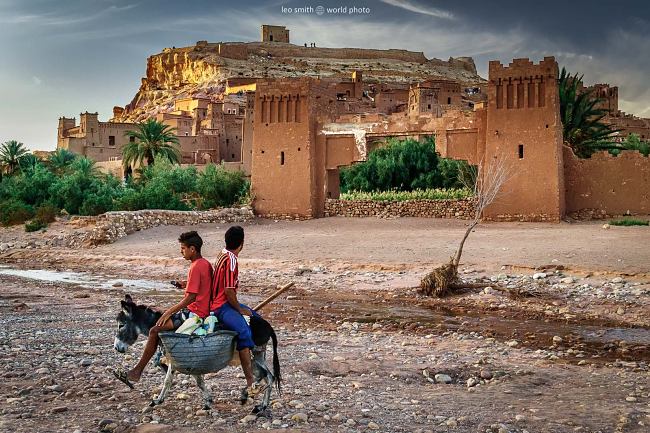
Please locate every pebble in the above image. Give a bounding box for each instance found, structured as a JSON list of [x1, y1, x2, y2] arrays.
[[480, 370, 493, 380], [552, 336, 563, 343], [291, 412, 309, 423], [176, 393, 189, 400], [506, 340, 519, 347], [612, 277, 624, 283], [533, 272, 547, 280], [626, 396, 637, 402], [79, 359, 92, 367], [51, 406, 68, 413], [240, 414, 257, 423], [346, 418, 356, 426], [368, 421, 380, 430], [434, 374, 452, 384], [561, 277, 574, 284]]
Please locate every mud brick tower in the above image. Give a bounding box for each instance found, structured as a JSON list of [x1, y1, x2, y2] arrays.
[[483, 57, 565, 221]]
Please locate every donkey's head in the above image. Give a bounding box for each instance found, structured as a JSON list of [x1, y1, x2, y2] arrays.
[[114, 294, 142, 353]]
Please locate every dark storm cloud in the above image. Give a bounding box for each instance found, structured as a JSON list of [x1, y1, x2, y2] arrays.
[[1, 0, 648, 149]]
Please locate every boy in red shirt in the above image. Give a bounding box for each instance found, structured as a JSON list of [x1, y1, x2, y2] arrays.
[[211, 225, 260, 395], [114, 231, 213, 387]]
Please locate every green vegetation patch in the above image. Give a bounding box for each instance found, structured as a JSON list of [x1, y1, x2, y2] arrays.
[[609, 218, 649, 226], [340, 188, 473, 202]]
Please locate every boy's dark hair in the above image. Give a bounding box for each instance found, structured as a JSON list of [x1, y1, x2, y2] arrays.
[[225, 226, 245, 250], [178, 231, 203, 254]]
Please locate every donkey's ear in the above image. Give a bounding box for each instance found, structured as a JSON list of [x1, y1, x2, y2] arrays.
[[124, 294, 133, 304], [120, 300, 133, 317]]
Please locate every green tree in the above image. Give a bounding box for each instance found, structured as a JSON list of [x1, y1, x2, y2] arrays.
[[622, 133, 650, 156], [122, 119, 181, 169], [18, 153, 42, 174], [339, 137, 469, 192], [47, 148, 77, 174], [196, 164, 248, 208], [559, 67, 621, 158], [0, 140, 29, 175]]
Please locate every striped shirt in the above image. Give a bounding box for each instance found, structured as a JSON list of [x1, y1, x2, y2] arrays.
[[210, 248, 239, 311]]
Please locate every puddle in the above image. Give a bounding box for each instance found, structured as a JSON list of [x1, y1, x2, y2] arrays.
[[0, 266, 173, 292], [318, 299, 650, 361]]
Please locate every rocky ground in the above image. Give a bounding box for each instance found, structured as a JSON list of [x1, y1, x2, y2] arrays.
[[1, 217, 649, 433]]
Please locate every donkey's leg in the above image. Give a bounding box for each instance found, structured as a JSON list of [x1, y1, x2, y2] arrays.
[[193, 374, 212, 410], [151, 367, 175, 406], [251, 348, 273, 417]]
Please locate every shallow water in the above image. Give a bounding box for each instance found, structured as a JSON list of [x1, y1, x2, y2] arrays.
[[0, 266, 173, 292]]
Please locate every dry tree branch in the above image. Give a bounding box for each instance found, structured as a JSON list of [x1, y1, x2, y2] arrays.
[[420, 157, 513, 297]]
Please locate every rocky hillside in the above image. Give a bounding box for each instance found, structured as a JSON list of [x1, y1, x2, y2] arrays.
[[114, 41, 485, 122]]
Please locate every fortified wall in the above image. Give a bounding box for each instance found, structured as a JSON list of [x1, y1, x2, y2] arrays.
[[564, 147, 650, 216]]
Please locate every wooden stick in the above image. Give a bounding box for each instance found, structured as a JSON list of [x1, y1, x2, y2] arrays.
[[253, 282, 295, 311]]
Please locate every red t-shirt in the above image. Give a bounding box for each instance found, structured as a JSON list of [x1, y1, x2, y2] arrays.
[[185, 257, 213, 318], [211, 249, 239, 311]]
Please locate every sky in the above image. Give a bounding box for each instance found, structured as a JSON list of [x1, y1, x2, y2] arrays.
[[1, 0, 649, 150]]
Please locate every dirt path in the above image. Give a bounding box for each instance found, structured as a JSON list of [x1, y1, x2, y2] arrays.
[[1, 217, 649, 433]]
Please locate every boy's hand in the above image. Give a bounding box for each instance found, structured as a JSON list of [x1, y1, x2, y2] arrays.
[[156, 313, 171, 327], [239, 307, 253, 316]]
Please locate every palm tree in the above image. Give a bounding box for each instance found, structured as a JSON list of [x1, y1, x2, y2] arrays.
[[559, 67, 621, 158], [122, 119, 181, 169], [18, 153, 42, 174], [70, 156, 100, 178], [48, 148, 77, 174], [0, 140, 29, 175]]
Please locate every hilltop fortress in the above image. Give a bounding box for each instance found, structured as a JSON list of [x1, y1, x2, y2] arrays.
[[57, 25, 650, 221]]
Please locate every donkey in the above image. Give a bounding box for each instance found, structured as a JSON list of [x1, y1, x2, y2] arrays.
[[113, 294, 281, 415]]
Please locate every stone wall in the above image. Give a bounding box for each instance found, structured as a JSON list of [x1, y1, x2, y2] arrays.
[[70, 208, 253, 246], [324, 198, 475, 218]]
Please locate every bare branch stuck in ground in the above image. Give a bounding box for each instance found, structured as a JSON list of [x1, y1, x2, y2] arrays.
[[420, 157, 512, 297]]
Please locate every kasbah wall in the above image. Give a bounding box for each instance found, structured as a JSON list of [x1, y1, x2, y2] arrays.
[[250, 56, 650, 221]]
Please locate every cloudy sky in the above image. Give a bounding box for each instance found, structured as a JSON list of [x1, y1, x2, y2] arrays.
[[1, 0, 649, 150]]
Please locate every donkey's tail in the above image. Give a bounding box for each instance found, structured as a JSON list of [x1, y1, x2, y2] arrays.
[[270, 326, 281, 394]]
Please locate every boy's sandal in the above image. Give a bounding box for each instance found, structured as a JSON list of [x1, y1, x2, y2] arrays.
[[112, 368, 135, 389]]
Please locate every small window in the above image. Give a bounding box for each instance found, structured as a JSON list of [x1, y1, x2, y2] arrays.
[[518, 144, 524, 159], [447, 97, 452, 104], [231, 153, 235, 159], [427, 104, 431, 109], [109, 136, 115, 146], [129, 136, 135, 143], [280, 151, 285, 165], [226, 138, 229, 144]]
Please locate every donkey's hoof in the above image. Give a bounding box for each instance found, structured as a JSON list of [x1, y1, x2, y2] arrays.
[[239, 388, 248, 405], [150, 400, 160, 407]]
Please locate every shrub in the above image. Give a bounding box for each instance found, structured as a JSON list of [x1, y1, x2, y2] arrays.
[[24, 219, 46, 232], [196, 164, 248, 208], [35, 204, 58, 223], [609, 218, 649, 226], [339, 137, 474, 192], [0, 199, 35, 226]]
